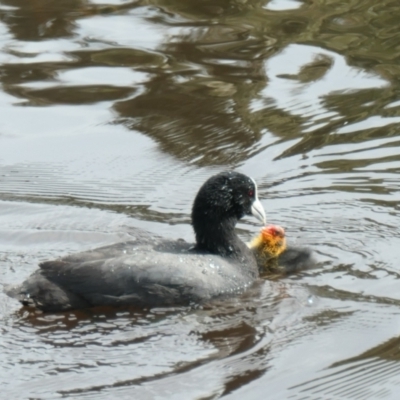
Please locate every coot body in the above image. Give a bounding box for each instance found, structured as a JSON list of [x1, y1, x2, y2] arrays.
[[6, 171, 266, 312]]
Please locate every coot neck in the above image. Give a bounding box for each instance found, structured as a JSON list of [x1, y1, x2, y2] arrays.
[[193, 216, 249, 259]]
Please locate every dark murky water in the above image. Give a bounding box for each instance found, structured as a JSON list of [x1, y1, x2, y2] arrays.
[[1, 0, 400, 398]]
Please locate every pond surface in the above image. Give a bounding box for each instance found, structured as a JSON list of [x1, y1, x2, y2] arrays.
[[1, 0, 400, 398]]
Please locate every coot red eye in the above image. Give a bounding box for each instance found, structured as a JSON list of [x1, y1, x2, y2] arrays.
[[248, 190, 254, 197]]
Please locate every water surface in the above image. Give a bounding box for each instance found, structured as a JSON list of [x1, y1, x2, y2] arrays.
[[1, 0, 400, 398]]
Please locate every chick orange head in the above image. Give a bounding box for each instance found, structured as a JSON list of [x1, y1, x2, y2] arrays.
[[249, 224, 287, 259]]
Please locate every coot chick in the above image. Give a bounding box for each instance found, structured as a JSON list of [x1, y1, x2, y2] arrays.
[[249, 224, 313, 276], [5, 171, 266, 312], [249, 224, 287, 264]]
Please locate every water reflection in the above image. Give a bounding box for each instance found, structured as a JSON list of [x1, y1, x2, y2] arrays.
[[1, 280, 314, 399], [2, 0, 400, 165], [0, 0, 82, 40]]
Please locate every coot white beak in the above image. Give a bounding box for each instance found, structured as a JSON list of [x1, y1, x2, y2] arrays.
[[251, 197, 266, 225], [249, 178, 266, 225]]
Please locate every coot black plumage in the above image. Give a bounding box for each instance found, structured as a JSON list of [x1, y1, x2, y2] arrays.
[[5, 171, 266, 312]]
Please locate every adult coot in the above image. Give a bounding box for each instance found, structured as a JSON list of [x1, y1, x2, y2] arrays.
[[5, 171, 266, 312]]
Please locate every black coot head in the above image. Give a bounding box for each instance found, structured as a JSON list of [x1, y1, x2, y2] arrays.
[[192, 171, 266, 253]]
